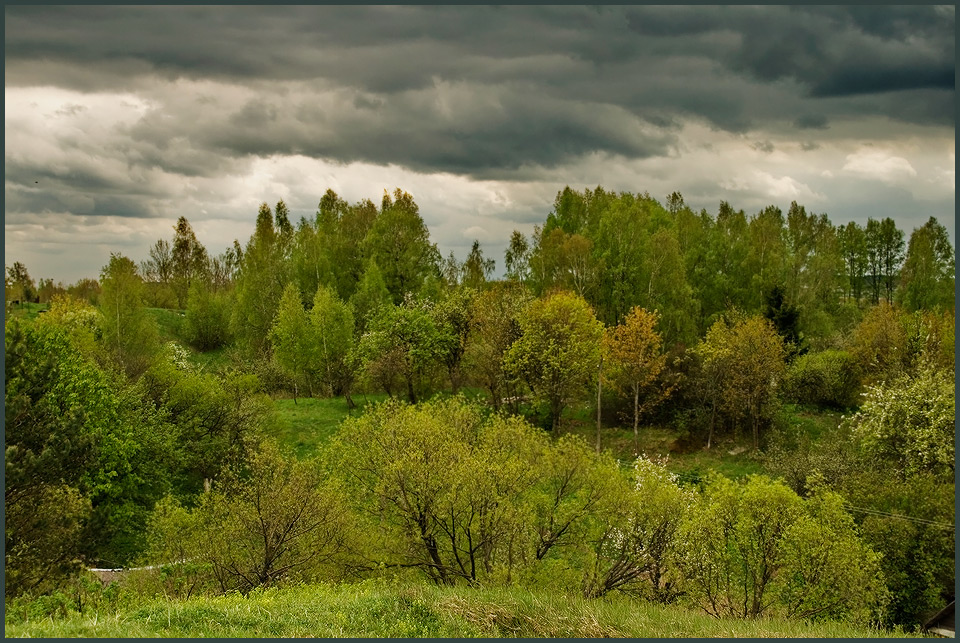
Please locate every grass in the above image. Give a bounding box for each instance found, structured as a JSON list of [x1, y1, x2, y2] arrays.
[[146, 307, 186, 343], [4, 580, 923, 639], [267, 393, 389, 458], [5, 301, 49, 321]]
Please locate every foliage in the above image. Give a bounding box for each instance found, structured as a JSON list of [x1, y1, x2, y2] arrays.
[[603, 307, 672, 453], [144, 442, 352, 594], [464, 282, 531, 411], [357, 296, 446, 403], [693, 314, 786, 449], [782, 350, 861, 409], [504, 291, 604, 430], [98, 253, 160, 377], [676, 475, 886, 623], [896, 216, 955, 313], [270, 283, 320, 397], [363, 188, 441, 303], [846, 366, 954, 480], [184, 280, 232, 351], [582, 456, 690, 602]]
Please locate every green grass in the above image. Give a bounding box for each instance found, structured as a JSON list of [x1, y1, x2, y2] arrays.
[[6, 301, 49, 321], [146, 307, 186, 343], [4, 580, 922, 638], [267, 394, 389, 458]]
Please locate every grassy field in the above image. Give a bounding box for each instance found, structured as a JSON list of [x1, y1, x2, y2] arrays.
[[4, 580, 922, 638], [266, 389, 788, 481]]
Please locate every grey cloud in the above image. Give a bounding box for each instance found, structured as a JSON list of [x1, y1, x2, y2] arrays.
[[795, 115, 829, 130]]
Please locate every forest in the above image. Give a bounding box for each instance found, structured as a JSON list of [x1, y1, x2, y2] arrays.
[[4, 185, 955, 636]]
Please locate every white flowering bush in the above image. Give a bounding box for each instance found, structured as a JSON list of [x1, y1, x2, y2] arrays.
[[847, 366, 954, 479]]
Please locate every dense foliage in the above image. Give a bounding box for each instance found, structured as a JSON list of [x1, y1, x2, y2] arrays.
[[5, 185, 954, 634]]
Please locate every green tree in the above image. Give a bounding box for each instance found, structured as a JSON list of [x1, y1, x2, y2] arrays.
[[896, 217, 955, 312], [232, 203, 291, 355], [603, 307, 671, 454], [696, 315, 785, 450], [6, 261, 36, 304], [309, 284, 357, 406], [184, 280, 231, 351], [362, 188, 441, 303], [505, 291, 604, 431], [171, 217, 211, 309], [847, 366, 954, 480], [677, 475, 885, 622], [348, 259, 391, 337], [504, 230, 531, 284], [270, 283, 318, 398], [838, 221, 868, 303], [462, 240, 495, 290], [878, 218, 905, 303], [465, 282, 531, 411], [99, 253, 159, 377], [431, 287, 475, 393], [358, 296, 446, 403]]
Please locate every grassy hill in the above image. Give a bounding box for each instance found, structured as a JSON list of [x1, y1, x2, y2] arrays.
[[4, 580, 922, 638]]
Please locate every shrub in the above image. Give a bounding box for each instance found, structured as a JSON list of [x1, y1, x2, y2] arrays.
[[783, 350, 861, 409]]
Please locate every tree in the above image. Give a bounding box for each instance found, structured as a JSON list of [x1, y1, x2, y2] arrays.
[[98, 253, 159, 377], [603, 307, 671, 455], [171, 217, 211, 309], [837, 221, 868, 303], [582, 456, 689, 601], [865, 218, 883, 304], [696, 315, 786, 450], [505, 292, 604, 431], [146, 442, 351, 594], [309, 285, 357, 407], [358, 296, 446, 403], [184, 280, 231, 351], [348, 259, 391, 337], [677, 475, 885, 622], [849, 301, 908, 384], [431, 287, 475, 393], [232, 203, 291, 355], [270, 283, 319, 399], [462, 240, 495, 290], [6, 261, 36, 304], [141, 238, 177, 308], [896, 217, 955, 312], [878, 218, 905, 303], [847, 366, 954, 480], [504, 230, 531, 284], [362, 188, 441, 303], [465, 282, 531, 410]]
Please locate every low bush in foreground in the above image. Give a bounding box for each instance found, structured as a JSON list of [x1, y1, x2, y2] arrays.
[[4, 580, 921, 639]]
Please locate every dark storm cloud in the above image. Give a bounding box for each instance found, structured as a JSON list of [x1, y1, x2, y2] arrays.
[[3, 5, 954, 231]]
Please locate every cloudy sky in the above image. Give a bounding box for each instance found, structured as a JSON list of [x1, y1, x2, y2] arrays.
[[5, 5, 955, 284]]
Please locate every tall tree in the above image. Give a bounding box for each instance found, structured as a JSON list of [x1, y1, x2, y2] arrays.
[[270, 283, 318, 399], [98, 253, 159, 377], [309, 284, 357, 407], [505, 291, 604, 431], [837, 221, 869, 303], [6, 262, 36, 304], [878, 217, 905, 303], [171, 217, 211, 309], [232, 203, 291, 355], [865, 218, 883, 304], [603, 307, 671, 455], [504, 230, 531, 284], [462, 240, 495, 290], [362, 189, 441, 304], [897, 217, 955, 312]]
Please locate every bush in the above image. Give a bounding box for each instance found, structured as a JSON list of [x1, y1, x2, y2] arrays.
[[783, 350, 861, 409]]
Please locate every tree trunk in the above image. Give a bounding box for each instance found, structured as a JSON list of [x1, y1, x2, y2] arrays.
[[596, 357, 603, 454], [633, 384, 640, 457]]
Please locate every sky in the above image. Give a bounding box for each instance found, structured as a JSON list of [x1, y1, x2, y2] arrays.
[[4, 5, 955, 284]]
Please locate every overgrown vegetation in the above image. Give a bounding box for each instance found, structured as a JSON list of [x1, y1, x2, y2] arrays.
[[5, 186, 954, 637]]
